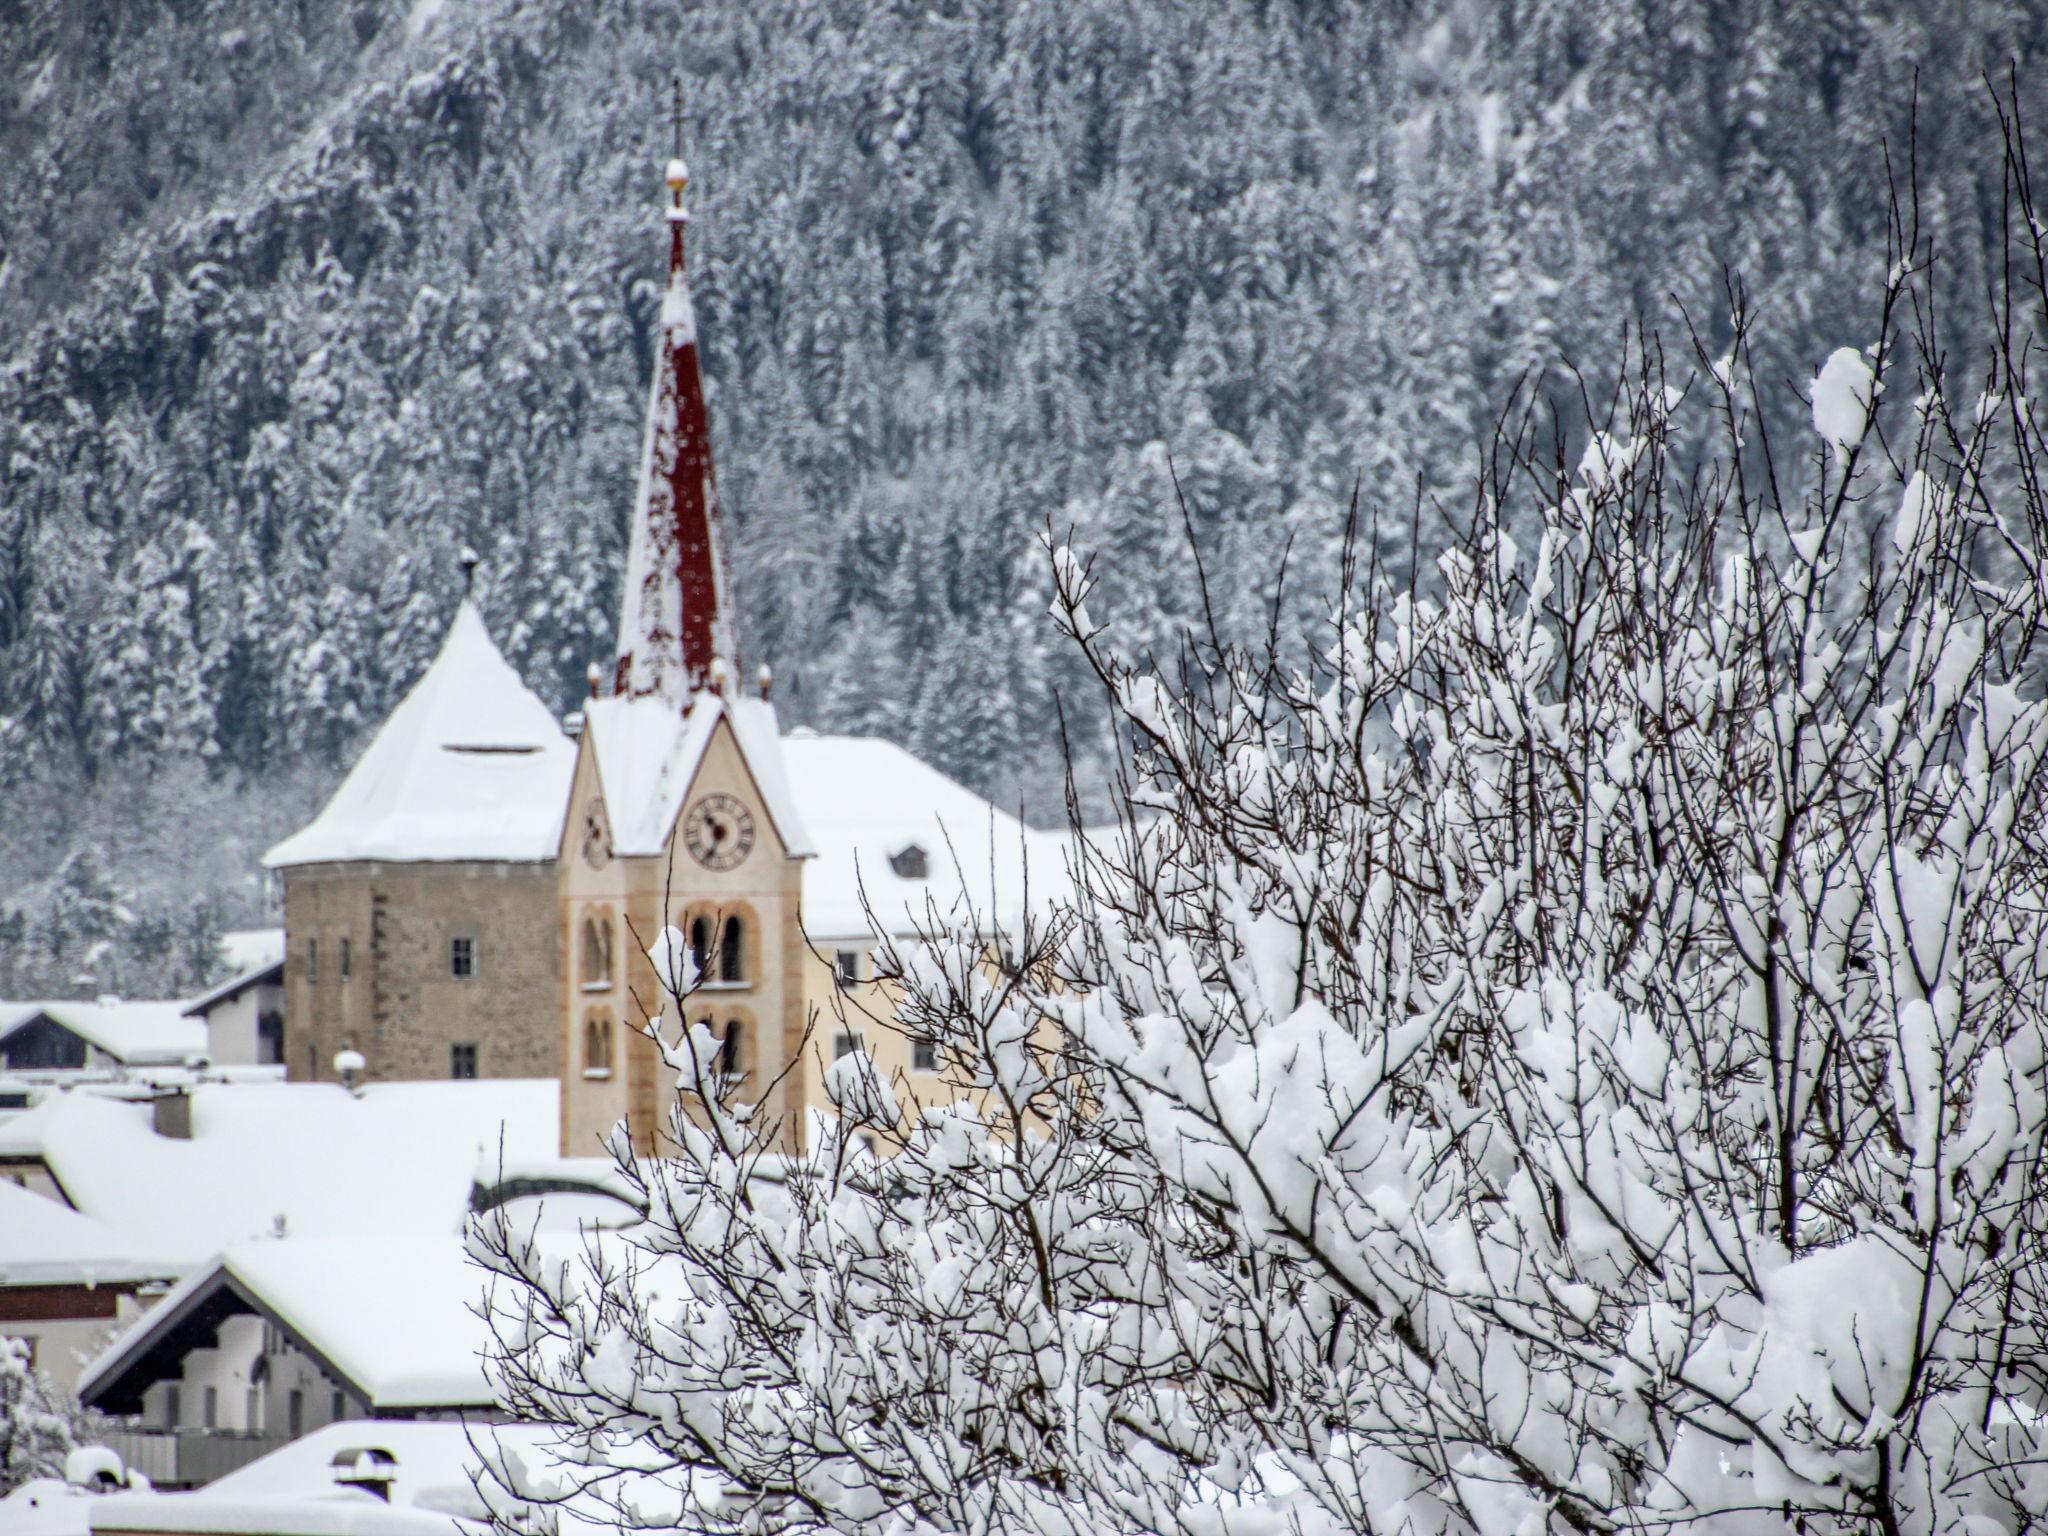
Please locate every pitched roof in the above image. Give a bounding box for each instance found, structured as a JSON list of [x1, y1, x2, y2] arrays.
[[781, 733, 1076, 939], [180, 959, 284, 1019], [263, 602, 575, 869], [80, 1236, 495, 1415], [0, 1079, 557, 1266], [0, 1182, 178, 1288], [0, 1001, 207, 1067], [580, 690, 813, 859], [218, 928, 285, 972]]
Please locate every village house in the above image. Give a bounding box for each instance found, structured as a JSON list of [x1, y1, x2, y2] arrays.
[[0, 1001, 207, 1080]]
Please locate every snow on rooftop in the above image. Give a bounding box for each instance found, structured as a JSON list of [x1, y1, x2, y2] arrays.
[[782, 734, 1075, 939], [0, 1001, 207, 1067], [263, 602, 575, 868], [81, 1237, 499, 1415], [0, 1182, 178, 1288], [219, 927, 285, 973], [581, 690, 813, 859], [5, 1078, 556, 1266], [181, 956, 284, 1018], [84, 1417, 690, 1536]]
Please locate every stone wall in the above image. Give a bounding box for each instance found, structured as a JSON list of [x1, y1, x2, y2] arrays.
[[282, 860, 559, 1083]]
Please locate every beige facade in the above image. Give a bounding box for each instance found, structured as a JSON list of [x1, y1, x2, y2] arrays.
[[282, 860, 559, 1085], [559, 720, 807, 1157]]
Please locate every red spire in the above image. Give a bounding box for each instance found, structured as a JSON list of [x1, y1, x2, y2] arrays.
[[614, 120, 733, 709]]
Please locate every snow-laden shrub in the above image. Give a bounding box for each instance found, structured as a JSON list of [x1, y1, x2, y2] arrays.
[[0, 1339, 78, 1495], [477, 114, 2048, 1536]]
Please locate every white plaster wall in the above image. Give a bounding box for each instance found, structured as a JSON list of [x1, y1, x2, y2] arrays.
[[8, 1297, 145, 1399]]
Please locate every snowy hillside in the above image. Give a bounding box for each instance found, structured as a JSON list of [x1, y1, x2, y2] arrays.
[[0, 0, 2042, 990]]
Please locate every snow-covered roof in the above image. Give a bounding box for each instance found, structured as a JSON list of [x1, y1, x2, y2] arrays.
[[88, 1419, 525, 1536], [263, 602, 575, 869], [81, 1237, 497, 1415], [0, 1182, 178, 1289], [180, 958, 285, 1019], [581, 690, 813, 859], [82, 1418, 687, 1536], [0, 1479, 96, 1536], [0, 1001, 208, 1067], [219, 928, 285, 973], [782, 732, 1075, 939], [0, 1079, 557, 1266]]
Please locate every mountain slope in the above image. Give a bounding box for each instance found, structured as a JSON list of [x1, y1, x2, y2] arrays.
[[0, 0, 2041, 990]]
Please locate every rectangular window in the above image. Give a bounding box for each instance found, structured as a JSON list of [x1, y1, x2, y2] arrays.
[[450, 936, 475, 979], [288, 1390, 303, 1437], [834, 949, 861, 985], [331, 1389, 345, 1423], [338, 937, 351, 981], [165, 1384, 181, 1428], [307, 939, 317, 983], [913, 1036, 938, 1073], [245, 1387, 260, 1431], [203, 1385, 218, 1429], [451, 1043, 478, 1080], [834, 1031, 861, 1061]]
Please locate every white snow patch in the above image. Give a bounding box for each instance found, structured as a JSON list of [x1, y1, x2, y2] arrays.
[[406, 0, 446, 40], [1811, 346, 1875, 460]]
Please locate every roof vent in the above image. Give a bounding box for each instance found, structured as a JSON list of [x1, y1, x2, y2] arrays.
[[888, 843, 929, 880], [334, 1048, 366, 1094], [332, 1446, 398, 1501]]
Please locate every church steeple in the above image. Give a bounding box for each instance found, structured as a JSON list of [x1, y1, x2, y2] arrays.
[[614, 90, 733, 709]]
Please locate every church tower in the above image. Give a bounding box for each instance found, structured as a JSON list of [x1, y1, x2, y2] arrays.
[[613, 147, 735, 707], [557, 129, 813, 1160]]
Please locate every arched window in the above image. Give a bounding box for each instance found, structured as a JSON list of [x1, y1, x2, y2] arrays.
[[718, 915, 744, 982], [688, 917, 712, 985], [581, 913, 613, 989], [720, 1019, 744, 1077], [582, 1013, 612, 1076]]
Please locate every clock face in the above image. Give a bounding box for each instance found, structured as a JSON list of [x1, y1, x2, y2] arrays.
[[684, 793, 756, 871], [581, 803, 611, 869]]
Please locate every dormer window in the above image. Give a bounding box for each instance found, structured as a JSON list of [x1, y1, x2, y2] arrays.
[[889, 843, 929, 880]]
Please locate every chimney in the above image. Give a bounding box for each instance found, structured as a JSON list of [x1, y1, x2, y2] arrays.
[[332, 1447, 398, 1502], [152, 1088, 192, 1140]]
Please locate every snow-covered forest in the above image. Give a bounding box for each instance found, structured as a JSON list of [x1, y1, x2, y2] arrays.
[[1, 0, 2043, 993]]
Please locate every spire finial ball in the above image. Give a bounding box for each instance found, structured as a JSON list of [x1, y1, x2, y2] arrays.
[[665, 157, 689, 193]]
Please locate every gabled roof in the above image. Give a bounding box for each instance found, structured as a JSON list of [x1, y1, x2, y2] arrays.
[[218, 928, 285, 973], [0, 1182, 178, 1289], [180, 959, 285, 1019], [0, 1001, 207, 1067], [580, 690, 814, 860], [0, 1079, 557, 1266], [80, 1238, 495, 1415], [781, 733, 1076, 939], [263, 602, 575, 868]]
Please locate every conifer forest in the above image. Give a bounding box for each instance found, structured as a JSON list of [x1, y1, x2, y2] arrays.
[[1, 0, 2042, 991]]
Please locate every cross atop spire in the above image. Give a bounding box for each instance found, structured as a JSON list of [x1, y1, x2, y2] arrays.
[[614, 80, 734, 710]]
